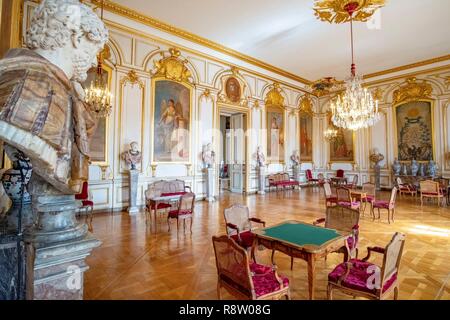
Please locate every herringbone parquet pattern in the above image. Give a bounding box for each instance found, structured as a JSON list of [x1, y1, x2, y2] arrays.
[[84, 188, 450, 300]]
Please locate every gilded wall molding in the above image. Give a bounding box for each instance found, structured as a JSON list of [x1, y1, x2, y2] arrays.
[[120, 69, 145, 88], [265, 83, 285, 107], [152, 48, 193, 84], [392, 77, 433, 105], [298, 94, 314, 116]]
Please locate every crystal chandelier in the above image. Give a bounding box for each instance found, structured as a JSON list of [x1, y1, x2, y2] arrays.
[[329, 2, 380, 131], [324, 127, 338, 141], [84, 0, 112, 118]]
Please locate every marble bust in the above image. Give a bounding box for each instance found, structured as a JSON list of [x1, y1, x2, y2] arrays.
[[122, 142, 142, 170], [202, 143, 215, 168], [291, 150, 300, 166], [256, 146, 266, 167], [0, 0, 108, 194]]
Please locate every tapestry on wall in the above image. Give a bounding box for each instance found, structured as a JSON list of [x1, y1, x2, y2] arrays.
[[300, 114, 313, 161], [153, 80, 191, 163], [83, 67, 109, 164], [267, 108, 284, 163], [330, 128, 354, 162], [395, 101, 433, 161]]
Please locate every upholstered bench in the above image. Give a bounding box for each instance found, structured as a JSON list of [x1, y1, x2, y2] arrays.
[[267, 173, 299, 192]]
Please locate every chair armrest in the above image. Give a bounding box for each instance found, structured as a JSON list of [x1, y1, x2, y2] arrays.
[[313, 218, 326, 226], [362, 246, 385, 262], [337, 262, 353, 286], [226, 223, 241, 242], [249, 217, 266, 227]]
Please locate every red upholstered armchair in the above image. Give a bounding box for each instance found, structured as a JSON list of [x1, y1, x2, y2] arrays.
[[75, 181, 94, 224], [336, 187, 361, 211], [223, 204, 265, 260], [336, 169, 345, 178], [212, 235, 290, 300], [328, 232, 406, 301], [306, 169, 319, 187], [372, 187, 397, 224], [167, 192, 195, 233]]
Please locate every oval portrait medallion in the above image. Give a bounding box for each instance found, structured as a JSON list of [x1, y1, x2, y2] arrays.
[[225, 77, 241, 103]]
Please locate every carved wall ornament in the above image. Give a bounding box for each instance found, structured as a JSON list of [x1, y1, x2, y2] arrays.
[[225, 77, 241, 103], [371, 87, 384, 102], [299, 94, 314, 115], [153, 47, 192, 83], [265, 83, 285, 107], [121, 69, 144, 88], [313, 0, 386, 24], [393, 77, 433, 105], [311, 77, 341, 97]]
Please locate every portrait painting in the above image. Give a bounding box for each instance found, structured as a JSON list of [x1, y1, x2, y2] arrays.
[[225, 77, 241, 103], [330, 128, 354, 162], [266, 108, 284, 162], [153, 80, 191, 163], [299, 113, 313, 161], [395, 101, 433, 161], [83, 66, 110, 164]]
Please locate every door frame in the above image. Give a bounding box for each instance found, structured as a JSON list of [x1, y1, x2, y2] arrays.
[[215, 104, 251, 194]]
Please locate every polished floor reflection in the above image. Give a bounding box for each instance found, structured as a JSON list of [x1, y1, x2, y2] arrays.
[[84, 188, 450, 300]]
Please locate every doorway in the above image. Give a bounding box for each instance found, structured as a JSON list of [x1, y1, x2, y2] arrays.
[[218, 111, 248, 194]]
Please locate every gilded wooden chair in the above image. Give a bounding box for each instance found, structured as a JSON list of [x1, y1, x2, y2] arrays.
[[323, 182, 338, 207], [313, 205, 360, 260], [336, 187, 361, 211], [327, 232, 406, 300], [167, 192, 195, 233], [361, 182, 376, 214], [223, 204, 265, 259], [343, 175, 358, 189], [396, 177, 417, 197], [306, 169, 319, 187], [372, 187, 397, 224], [420, 180, 445, 207], [75, 181, 94, 229], [212, 235, 290, 300]]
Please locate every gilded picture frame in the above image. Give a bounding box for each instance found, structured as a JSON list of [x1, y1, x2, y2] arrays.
[[299, 113, 313, 162], [151, 78, 193, 164], [393, 99, 435, 162], [266, 105, 285, 164], [329, 129, 355, 163]]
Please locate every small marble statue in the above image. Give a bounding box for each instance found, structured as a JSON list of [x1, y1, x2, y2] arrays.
[[392, 158, 401, 176], [427, 159, 437, 177], [290, 150, 300, 166], [121, 142, 142, 170], [255, 146, 266, 167], [411, 159, 419, 176], [202, 143, 215, 168]]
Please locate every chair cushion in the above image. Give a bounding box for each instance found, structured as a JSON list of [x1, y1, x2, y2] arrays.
[[230, 230, 255, 249], [421, 192, 439, 196], [168, 209, 192, 218], [372, 200, 390, 209], [326, 196, 338, 203], [150, 203, 172, 210], [81, 200, 93, 207], [250, 262, 289, 297], [328, 259, 397, 294], [161, 191, 186, 197], [338, 201, 360, 209], [363, 195, 375, 202]]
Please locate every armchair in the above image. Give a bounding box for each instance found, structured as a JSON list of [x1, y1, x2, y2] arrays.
[[212, 235, 290, 300], [75, 181, 94, 226], [336, 187, 361, 211], [396, 177, 417, 197], [420, 180, 445, 207], [343, 175, 358, 189], [323, 182, 338, 207], [223, 204, 266, 259], [361, 182, 376, 215], [167, 192, 195, 233], [327, 232, 406, 300], [305, 169, 319, 187]]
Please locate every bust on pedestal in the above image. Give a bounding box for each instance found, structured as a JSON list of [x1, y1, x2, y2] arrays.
[[369, 148, 384, 191], [0, 0, 108, 300], [256, 146, 266, 195], [291, 150, 301, 184], [202, 143, 215, 202], [122, 142, 142, 215]]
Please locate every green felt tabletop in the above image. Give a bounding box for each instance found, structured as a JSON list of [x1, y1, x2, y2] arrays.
[[257, 221, 342, 248]]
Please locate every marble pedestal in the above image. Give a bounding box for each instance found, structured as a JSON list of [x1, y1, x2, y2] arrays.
[[257, 166, 266, 195], [293, 165, 301, 184], [127, 169, 139, 215], [205, 167, 215, 202], [374, 164, 381, 191]]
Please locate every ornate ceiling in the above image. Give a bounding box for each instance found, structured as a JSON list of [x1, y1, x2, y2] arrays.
[[111, 0, 450, 82]]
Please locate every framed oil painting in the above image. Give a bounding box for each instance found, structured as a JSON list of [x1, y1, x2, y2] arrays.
[[225, 77, 241, 103], [299, 113, 313, 161], [83, 65, 111, 165], [395, 101, 433, 161], [330, 128, 354, 162], [266, 107, 284, 163], [152, 80, 191, 163]]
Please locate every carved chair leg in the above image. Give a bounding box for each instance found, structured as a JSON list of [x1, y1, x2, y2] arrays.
[[167, 217, 171, 231], [394, 286, 399, 300], [327, 283, 333, 300], [290, 257, 294, 270], [190, 216, 193, 233], [271, 250, 275, 265]]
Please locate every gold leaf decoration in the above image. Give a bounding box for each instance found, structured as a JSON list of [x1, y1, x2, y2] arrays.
[[372, 87, 384, 101], [313, 0, 385, 24], [392, 77, 433, 105], [311, 77, 341, 97], [121, 69, 144, 88], [299, 94, 314, 115], [265, 83, 285, 107], [153, 48, 192, 83]]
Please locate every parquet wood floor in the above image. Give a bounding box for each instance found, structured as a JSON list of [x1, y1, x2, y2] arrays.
[[84, 188, 450, 300]]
